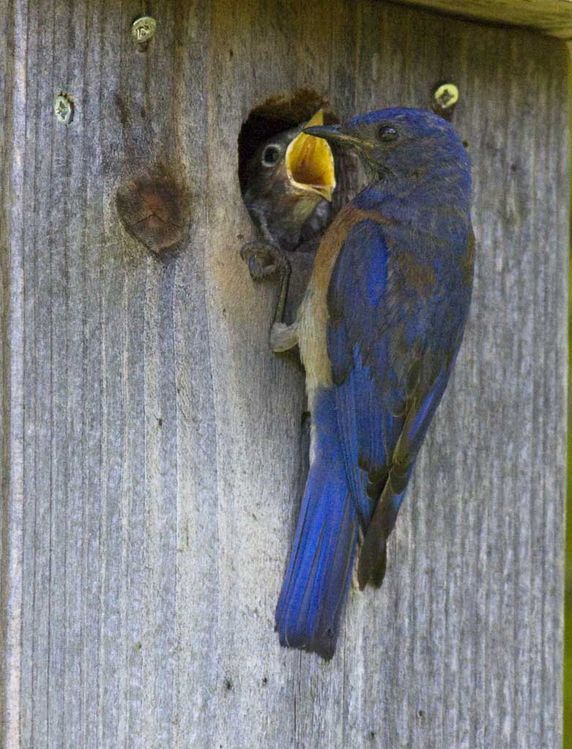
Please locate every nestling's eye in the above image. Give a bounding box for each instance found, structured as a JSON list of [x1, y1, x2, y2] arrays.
[[262, 144, 282, 166], [377, 125, 398, 142]]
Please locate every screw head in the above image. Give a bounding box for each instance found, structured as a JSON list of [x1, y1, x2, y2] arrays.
[[132, 16, 156, 44], [433, 83, 459, 111], [54, 93, 74, 124]]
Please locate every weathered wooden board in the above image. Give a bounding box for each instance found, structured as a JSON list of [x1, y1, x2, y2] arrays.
[[391, 0, 572, 39], [0, 1, 568, 747]]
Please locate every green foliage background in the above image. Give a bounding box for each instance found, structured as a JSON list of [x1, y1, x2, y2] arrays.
[[566, 378, 571, 741], [566, 296, 571, 745], [565, 258, 571, 744], [565, 48, 571, 747]]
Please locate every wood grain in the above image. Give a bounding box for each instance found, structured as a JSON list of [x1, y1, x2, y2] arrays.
[[0, 1, 568, 747], [390, 0, 572, 39]]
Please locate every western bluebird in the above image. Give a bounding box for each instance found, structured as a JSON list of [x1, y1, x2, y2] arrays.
[[272, 107, 474, 658]]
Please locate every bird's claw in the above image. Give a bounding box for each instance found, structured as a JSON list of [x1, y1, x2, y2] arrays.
[[240, 241, 290, 282]]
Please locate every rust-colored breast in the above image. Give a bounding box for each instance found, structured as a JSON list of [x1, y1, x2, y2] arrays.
[[297, 204, 394, 408]]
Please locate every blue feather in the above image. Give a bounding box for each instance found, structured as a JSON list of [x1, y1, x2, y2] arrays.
[[275, 389, 359, 659]]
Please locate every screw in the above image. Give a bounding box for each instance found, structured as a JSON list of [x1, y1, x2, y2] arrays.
[[432, 82, 459, 119], [54, 93, 74, 125], [131, 16, 156, 46]]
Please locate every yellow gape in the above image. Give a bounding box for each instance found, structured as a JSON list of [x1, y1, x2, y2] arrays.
[[285, 110, 336, 202]]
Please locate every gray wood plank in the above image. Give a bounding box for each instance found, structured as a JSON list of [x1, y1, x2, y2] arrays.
[[2, 1, 30, 747], [0, 1, 567, 747], [390, 0, 572, 40]]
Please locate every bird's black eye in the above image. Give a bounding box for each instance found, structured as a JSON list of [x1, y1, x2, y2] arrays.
[[262, 144, 281, 167], [377, 125, 398, 142]]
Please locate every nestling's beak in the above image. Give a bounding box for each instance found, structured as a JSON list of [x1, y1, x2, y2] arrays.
[[303, 123, 363, 149], [285, 110, 336, 202]]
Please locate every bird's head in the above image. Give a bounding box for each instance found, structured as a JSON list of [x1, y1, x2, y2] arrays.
[[246, 110, 336, 203], [304, 107, 469, 183]]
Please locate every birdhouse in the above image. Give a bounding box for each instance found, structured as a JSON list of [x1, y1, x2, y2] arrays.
[[1, 1, 569, 747]]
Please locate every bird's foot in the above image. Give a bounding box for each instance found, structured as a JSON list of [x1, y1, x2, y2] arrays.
[[241, 240, 292, 326], [270, 322, 298, 352], [240, 240, 290, 281]]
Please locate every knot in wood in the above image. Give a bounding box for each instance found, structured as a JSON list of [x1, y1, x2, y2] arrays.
[[116, 166, 190, 253]]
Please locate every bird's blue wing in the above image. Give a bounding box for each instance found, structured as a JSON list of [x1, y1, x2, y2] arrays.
[[327, 217, 455, 587]]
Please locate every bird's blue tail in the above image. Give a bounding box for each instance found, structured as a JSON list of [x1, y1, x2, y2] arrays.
[[275, 391, 359, 659]]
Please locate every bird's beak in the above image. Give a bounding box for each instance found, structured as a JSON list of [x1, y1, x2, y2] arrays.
[[285, 110, 336, 202], [304, 123, 365, 153]]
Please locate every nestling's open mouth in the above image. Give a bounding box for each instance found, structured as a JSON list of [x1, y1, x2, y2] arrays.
[[285, 110, 336, 202]]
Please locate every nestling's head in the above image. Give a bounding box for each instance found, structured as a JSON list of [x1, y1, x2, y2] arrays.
[[242, 109, 337, 249], [244, 109, 336, 205], [304, 107, 469, 183]]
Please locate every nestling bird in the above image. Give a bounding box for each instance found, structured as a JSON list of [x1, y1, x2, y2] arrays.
[[240, 111, 337, 320], [271, 108, 474, 659], [242, 109, 336, 253]]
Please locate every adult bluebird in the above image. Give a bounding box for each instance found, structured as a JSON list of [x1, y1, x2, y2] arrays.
[[271, 108, 474, 659]]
